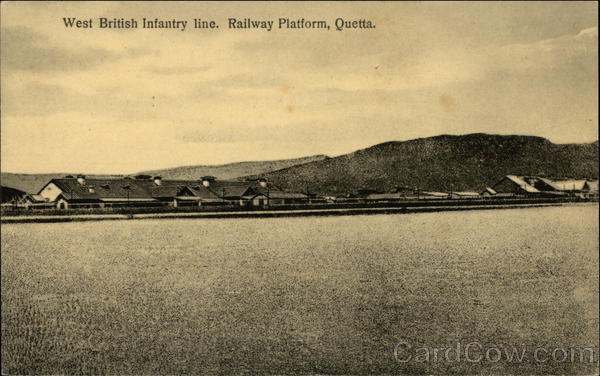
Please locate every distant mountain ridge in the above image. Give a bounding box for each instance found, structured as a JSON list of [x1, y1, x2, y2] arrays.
[[138, 155, 328, 181], [0, 155, 329, 194], [242, 134, 598, 195]]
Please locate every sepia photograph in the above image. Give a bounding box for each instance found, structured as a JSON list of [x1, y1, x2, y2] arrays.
[[1, 1, 598, 374]]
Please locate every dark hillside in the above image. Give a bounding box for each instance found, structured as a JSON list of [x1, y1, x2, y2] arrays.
[[248, 134, 598, 195]]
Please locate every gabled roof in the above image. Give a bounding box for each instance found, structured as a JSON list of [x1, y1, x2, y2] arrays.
[[22, 194, 48, 203], [0, 185, 28, 203], [243, 192, 268, 200], [150, 185, 190, 199], [209, 180, 273, 196], [504, 175, 540, 193], [550, 180, 587, 191], [42, 177, 298, 202], [533, 177, 561, 191], [187, 185, 223, 201], [218, 185, 253, 198], [49, 178, 155, 200], [138, 179, 270, 199]]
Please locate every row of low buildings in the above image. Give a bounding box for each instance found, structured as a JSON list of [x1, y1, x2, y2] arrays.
[[4, 175, 308, 209], [362, 175, 598, 202], [1, 174, 598, 209], [482, 175, 598, 198]]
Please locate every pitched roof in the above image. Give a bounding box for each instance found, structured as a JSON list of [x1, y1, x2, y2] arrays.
[[535, 177, 561, 191], [242, 193, 268, 200], [505, 175, 540, 193], [50, 178, 155, 200], [187, 185, 223, 201], [138, 179, 264, 199], [23, 194, 48, 203], [550, 180, 587, 191], [32, 194, 46, 201], [150, 185, 188, 199], [208, 180, 262, 196], [212, 184, 252, 198], [0, 186, 28, 203], [44, 177, 297, 202]]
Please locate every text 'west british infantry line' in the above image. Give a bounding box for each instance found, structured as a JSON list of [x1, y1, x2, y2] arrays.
[[62, 17, 375, 32]]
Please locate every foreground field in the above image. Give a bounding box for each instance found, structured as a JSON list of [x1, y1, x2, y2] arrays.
[[1, 205, 598, 374]]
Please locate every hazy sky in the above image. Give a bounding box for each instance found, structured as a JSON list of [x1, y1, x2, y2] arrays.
[[1, 1, 597, 174]]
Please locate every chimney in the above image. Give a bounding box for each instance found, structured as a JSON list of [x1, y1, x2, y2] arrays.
[[88, 186, 95, 194], [153, 176, 162, 186], [201, 176, 216, 187], [76, 175, 86, 185]]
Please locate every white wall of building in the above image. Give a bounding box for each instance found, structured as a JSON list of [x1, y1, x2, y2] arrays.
[[39, 183, 63, 202]]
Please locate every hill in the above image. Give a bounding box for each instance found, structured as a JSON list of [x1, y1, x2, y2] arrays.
[[243, 134, 598, 195], [0, 155, 328, 194], [138, 155, 328, 181]]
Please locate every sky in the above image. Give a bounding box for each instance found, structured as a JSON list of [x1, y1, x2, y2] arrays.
[[1, 1, 597, 174]]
